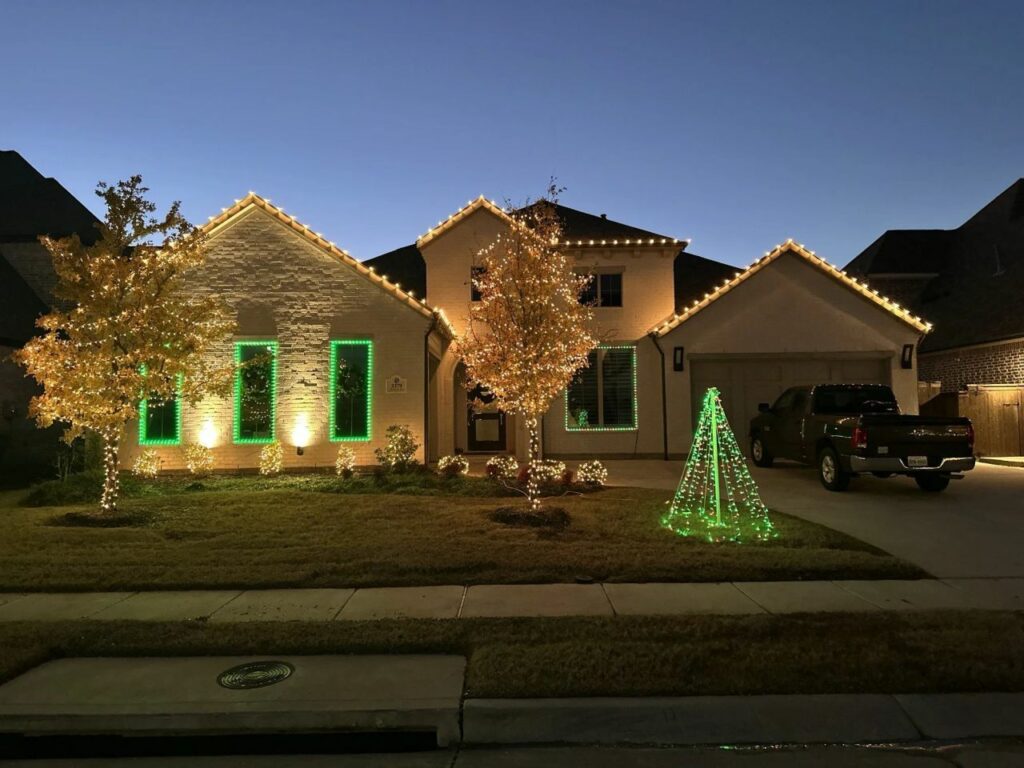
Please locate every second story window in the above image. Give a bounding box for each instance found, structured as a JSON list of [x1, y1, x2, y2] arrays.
[[579, 272, 623, 307], [470, 266, 486, 302]]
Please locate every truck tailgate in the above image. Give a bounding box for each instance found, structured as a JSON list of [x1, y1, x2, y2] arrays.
[[859, 415, 973, 462]]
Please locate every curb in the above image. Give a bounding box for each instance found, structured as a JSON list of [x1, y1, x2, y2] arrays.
[[462, 693, 1024, 746]]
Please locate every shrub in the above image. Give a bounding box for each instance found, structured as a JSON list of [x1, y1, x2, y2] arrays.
[[374, 425, 419, 472], [577, 459, 608, 486], [182, 443, 214, 476], [259, 442, 283, 476], [20, 471, 103, 507], [437, 454, 470, 478], [131, 449, 161, 478], [335, 446, 357, 478], [486, 454, 519, 482]]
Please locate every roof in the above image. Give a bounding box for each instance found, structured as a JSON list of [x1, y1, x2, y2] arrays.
[[0, 150, 100, 244], [364, 243, 426, 298], [846, 178, 1024, 352], [0, 250, 47, 346], [651, 240, 932, 337], [524, 202, 685, 247], [203, 193, 451, 334], [673, 251, 738, 314]]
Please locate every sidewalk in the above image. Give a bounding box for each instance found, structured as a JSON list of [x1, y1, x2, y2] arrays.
[[0, 577, 1020, 622]]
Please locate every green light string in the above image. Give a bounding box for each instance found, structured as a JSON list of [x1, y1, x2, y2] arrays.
[[661, 387, 777, 543]]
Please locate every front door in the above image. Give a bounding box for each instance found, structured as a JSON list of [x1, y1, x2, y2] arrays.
[[467, 384, 506, 452]]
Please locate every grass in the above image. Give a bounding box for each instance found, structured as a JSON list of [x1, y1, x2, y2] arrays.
[[0, 612, 1021, 697], [0, 481, 925, 590]]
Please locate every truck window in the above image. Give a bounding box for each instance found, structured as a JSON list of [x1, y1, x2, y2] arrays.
[[771, 388, 796, 412], [813, 387, 898, 414]]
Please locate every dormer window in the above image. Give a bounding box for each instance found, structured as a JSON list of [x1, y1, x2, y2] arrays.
[[578, 271, 623, 307]]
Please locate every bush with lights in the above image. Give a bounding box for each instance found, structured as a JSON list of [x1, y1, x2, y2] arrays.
[[131, 449, 161, 479], [577, 460, 608, 487], [374, 424, 419, 472], [519, 459, 567, 487], [259, 441, 284, 476], [485, 454, 519, 482], [335, 445, 357, 478], [437, 454, 470, 478], [182, 442, 214, 476]]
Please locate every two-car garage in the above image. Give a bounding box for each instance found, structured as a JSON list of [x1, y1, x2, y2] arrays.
[[657, 243, 930, 457]]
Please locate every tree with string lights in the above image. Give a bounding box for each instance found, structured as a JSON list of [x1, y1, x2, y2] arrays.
[[457, 186, 597, 510], [661, 387, 777, 542], [15, 177, 235, 516]]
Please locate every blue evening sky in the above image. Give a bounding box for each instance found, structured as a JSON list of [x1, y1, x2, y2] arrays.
[[3, 0, 1022, 267]]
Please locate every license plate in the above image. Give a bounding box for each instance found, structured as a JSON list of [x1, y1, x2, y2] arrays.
[[907, 455, 928, 468]]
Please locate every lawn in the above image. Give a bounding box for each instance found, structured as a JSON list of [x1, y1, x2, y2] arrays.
[[0, 474, 925, 590], [1, 611, 1022, 697]]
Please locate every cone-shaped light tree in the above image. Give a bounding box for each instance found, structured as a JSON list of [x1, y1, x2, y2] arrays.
[[457, 187, 597, 509], [15, 177, 236, 515], [661, 387, 777, 542]]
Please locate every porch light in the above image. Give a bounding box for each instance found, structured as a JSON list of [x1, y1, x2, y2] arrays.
[[198, 420, 218, 449]]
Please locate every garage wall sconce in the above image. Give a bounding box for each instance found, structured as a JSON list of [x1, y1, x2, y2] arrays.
[[673, 347, 685, 372], [901, 344, 914, 369]]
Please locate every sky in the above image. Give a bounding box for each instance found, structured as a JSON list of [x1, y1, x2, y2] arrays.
[[3, 0, 1023, 267]]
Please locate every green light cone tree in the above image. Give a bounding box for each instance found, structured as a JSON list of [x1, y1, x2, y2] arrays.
[[661, 387, 777, 543]]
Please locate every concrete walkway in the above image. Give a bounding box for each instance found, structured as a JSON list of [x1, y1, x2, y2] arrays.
[[0, 577, 1020, 622]]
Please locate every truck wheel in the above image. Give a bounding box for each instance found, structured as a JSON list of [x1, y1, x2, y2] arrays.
[[751, 437, 773, 468], [915, 474, 950, 492], [818, 447, 850, 491]]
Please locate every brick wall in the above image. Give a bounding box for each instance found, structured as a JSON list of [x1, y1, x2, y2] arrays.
[[919, 338, 1024, 392], [121, 206, 433, 472]]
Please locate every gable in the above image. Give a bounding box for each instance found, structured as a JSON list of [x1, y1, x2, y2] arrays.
[[663, 250, 923, 353], [203, 194, 436, 322], [654, 241, 931, 338]]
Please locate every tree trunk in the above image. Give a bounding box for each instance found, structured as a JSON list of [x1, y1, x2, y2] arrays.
[[525, 415, 541, 510], [100, 430, 121, 516]]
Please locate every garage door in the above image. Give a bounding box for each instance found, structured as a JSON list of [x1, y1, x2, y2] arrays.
[[690, 357, 889, 453]]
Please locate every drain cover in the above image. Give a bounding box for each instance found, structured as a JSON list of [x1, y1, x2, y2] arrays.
[[217, 661, 294, 690]]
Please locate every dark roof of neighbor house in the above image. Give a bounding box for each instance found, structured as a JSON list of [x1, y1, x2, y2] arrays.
[[846, 178, 1024, 353], [0, 150, 100, 244], [0, 251, 47, 347]]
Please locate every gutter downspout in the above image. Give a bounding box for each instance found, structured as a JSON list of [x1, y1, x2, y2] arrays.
[[649, 332, 669, 461], [424, 314, 438, 465]]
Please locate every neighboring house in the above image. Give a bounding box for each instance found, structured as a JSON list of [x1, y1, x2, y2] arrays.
[[368, 199, 928, 461], [847, 179, 1024, 455], [0, 151, 100, 481]]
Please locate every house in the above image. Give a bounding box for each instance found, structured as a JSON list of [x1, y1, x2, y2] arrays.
[[846, 179, 1024, 455], [1, 151, 931, 473], [367, 199, 928, 462], [0, 151, 100, 480]]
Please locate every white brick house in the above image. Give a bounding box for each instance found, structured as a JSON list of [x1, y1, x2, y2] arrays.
[[2, 164, 930, 472]]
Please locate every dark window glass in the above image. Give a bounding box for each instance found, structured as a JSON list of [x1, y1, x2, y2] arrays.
[[567, 351, 599, 428], [601, 347, 634, 425], [771, 388, 797, 412], [235, 343, 277, 443], [139, 367, 181, 445], [599, 273, 623, 307], [579, 274, 598, 305], [566, 347, 636, 430], [470, 266, 485, 302], [813, 386, 897, 415], [332, 341, 372, 440]]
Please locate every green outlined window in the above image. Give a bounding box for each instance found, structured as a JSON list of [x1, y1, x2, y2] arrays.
[[139, 368, 182, 445], [234, 341, 278, 444], [329, 340, 373, 441], [565, 345, 637, 431]]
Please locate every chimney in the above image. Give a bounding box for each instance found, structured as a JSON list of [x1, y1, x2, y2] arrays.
[[600, 213, 607, 219]]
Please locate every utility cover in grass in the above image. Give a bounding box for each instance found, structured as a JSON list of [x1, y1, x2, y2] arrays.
[[661, 387, 777, 543]]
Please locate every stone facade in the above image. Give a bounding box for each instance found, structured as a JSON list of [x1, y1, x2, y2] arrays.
[[919, 338, 1024, 392], [121, 204, 437, 472]]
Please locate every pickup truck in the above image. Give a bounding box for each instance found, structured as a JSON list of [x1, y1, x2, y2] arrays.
[[748, 384, 975, 492]]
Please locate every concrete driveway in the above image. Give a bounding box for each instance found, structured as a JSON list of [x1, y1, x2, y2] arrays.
[[601, 460, 1024, 579]]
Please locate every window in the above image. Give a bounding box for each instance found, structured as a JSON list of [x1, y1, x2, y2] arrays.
[[565, 345, 637, 431], [470, 266, 485, 302], [234, 341, 278, 443], [139, 368, 181, 445], [579, 273, 623, 307], [330, 340, 373, 441]]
